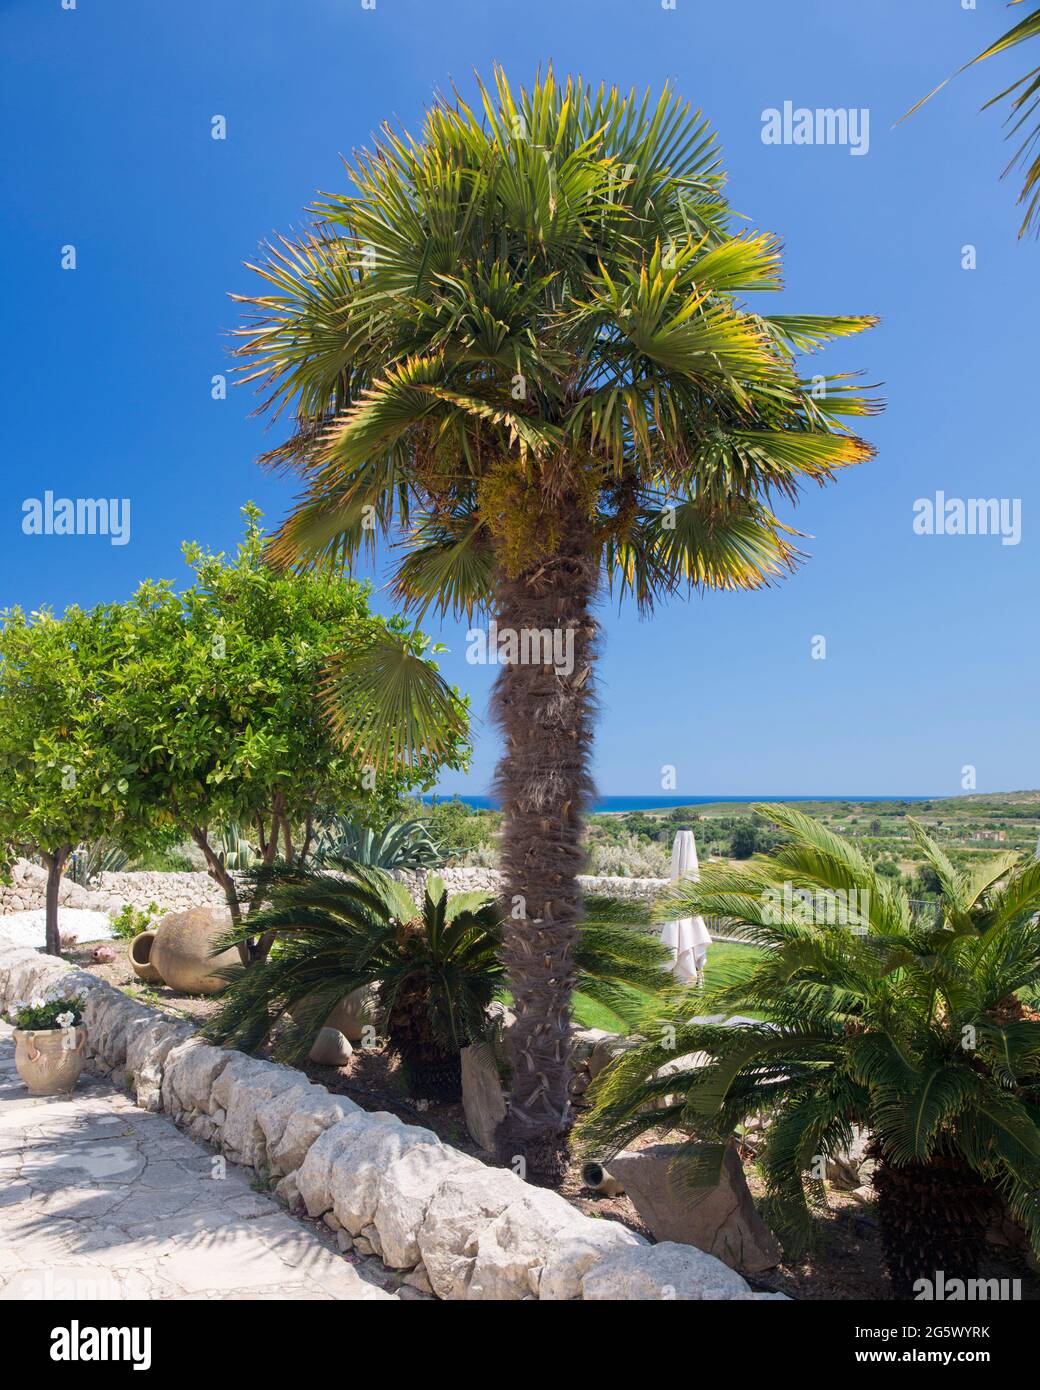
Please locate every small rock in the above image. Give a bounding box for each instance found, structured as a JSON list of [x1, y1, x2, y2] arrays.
[[360, 1223, 383, 1258], [337, 1229, 354, 1252], [324, 1211, 343, 1232], [402, 1265, 433, 1294]]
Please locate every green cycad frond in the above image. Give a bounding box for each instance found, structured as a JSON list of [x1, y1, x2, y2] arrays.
[[576, 807, 1040, 1257], [207, 862, 500, 1063], [572, 899, 679, 1028]]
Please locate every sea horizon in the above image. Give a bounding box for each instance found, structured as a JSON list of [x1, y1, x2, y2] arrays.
[[424, 793, 942, 814]]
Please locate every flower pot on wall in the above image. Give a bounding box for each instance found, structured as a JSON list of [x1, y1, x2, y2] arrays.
[[127, 930, 162, 984], [149, 907, 240, 995], [14, 1026, 88, 1095]]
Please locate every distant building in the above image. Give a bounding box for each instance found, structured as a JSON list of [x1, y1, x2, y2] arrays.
[[971, 829, 1007, 842]]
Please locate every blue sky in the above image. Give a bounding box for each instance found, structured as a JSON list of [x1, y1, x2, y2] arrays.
[[2, 0, 1036, 798]]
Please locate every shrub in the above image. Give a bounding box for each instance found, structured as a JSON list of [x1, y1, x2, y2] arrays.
[[109, 901, 164, 941]]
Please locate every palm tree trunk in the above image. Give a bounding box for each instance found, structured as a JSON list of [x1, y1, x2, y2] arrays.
[[490, 502, 598, 1183], [872, 1149, 995, 1299]]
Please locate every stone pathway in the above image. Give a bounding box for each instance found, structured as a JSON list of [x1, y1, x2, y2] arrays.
[[0, 1024, 397, 1301]]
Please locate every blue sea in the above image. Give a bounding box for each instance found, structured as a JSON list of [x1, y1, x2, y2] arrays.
[[424, 793, 939, 813]]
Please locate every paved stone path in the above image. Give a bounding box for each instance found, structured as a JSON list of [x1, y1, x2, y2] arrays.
[[0, 1024, 397, 1301]]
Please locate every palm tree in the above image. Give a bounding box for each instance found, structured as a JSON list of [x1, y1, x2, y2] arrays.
[[207, 864, 675, 1104], [210, 865, 502, 1100], [905, 3, 1040, 236], [578, 805, 1040, 1297], [232, 69, 879, 1178]]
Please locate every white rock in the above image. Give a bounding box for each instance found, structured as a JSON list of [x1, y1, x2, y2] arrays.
[[539, 1220, 647, 1300], [581, 1241, 752, 1301], [266, 1090, 362, 1178], [417, 1166, 533, 1300], [296, 1118, 370, 1218], [374, 1144, 482, 1269], [402, 1265, 433, 1294], [255, 1081, 324, 1167], [468, 1185, 601, 1301], [274, 1171, 303, 1214], [210, 1054, 306, 1166], [161, 1039, 234, 1119], [124, 1016, 194, 1111], [328, 1113, 441, 1237]]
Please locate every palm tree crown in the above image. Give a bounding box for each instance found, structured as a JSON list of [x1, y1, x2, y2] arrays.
[[235, 66, 878, 620]]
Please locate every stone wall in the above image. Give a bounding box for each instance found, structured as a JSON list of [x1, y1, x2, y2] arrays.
[[0, 941, 774, 1302], [0, 860, 232, 917], [2, 861, 666, 919], [394, 865, 668, 907]]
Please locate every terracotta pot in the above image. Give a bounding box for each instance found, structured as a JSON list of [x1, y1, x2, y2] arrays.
[[150, 907, 240, 995], [14, 1026, 88, 1095], [325, 985, 382, 1042], [288, 984, 382, 1064], [127, 930, 162, 983]]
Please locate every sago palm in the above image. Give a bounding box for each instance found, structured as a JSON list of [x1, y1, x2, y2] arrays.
[[232, 68, 879, 1178], [208, 862, 674, 1106], [209, 864, 502, 1100], [579, 805, 1040, 1298]]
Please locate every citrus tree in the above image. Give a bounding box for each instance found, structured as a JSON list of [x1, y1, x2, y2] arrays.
[[0, 604, 157, 953], [232, 70, 879, 1177], [110, 505, 470, 960]]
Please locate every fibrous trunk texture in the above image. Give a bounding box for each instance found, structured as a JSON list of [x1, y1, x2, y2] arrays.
[[873, 1150, 995, 1299], [384, 975, 461, 1102], [491, 502, 598, 1183]]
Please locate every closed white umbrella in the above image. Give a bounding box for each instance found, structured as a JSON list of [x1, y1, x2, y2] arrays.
[[660, 828, 712, 982]]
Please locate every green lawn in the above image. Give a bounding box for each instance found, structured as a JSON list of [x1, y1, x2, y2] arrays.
[[500, 937, 768, 1035]]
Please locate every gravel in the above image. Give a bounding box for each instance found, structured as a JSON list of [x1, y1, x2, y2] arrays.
[[0, 908, 116, 951]]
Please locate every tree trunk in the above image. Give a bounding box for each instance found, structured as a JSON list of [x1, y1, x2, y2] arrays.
[[491, 503, 599, 1184], [872, 1149, 995, 1299], [42, 848, 70, 956]]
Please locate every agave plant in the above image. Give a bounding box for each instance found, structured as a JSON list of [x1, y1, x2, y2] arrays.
[[67, 838, 130, 887], [233, 67, 879, 1177], [214, 823, 257, 873], [312, 816, 442, 871], [578, 805, 1040, 1298], [208, 864, 674, 1106]]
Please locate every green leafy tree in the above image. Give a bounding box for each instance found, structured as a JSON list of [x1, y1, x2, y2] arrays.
[[729, 823, 758, 859], [580, 806, 1040, 1298], [110, 506, 469, 960], [0, 605, 157, 954], [232, 70, 879, 1177]]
